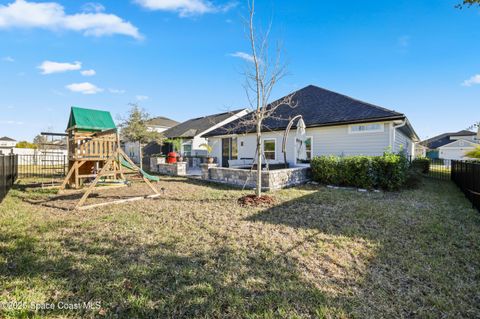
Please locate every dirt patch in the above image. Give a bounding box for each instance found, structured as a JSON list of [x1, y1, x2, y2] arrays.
[[238, 194, 275, 207]]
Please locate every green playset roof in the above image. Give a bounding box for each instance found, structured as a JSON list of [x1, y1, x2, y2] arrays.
[[67, 106, 117, 132]]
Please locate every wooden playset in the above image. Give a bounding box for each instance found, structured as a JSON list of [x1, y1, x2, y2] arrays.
[[59, 107, 161, 210]]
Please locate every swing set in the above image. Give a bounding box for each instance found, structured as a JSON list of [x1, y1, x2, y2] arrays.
[[59, 107, 161, 210]]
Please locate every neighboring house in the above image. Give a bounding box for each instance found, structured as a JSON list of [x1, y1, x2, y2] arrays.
[[162, 109, 249, 157], [438, 139, 480, 160], [0, 136, 16, 151], [123, 116, 179, 163], [204, 85, 419, 168], [420, 130, 479, 160]]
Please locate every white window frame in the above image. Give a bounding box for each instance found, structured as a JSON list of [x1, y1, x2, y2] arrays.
[[262, 138, 276, 161], [295, 136, 313, 165], [182, 141, 192, 156], [348, 123, 384, 134]]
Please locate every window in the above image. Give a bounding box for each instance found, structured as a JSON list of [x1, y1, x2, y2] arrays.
[[263, 139, 276, 161], [296, 137, 312, 163], [349, 123, 384, 134], [182, 144, 192, 157]]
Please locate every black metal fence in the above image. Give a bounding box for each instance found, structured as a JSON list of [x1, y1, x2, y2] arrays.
[[409, 156, 452, 181], [426, 158, 452, 181], [0, 154, 18, 202], [17, 154, 67, 179], [452, 160, 480, 211]]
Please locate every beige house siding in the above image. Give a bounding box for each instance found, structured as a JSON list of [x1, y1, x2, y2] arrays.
[[394, 129, 412, 156], [209, 121, 409, 167]]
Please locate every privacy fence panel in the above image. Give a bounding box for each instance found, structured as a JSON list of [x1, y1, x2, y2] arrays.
[[452, 160, 480, 212], [0, 154, 18, 202]]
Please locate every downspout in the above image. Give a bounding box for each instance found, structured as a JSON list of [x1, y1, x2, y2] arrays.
[[392, 119, 407, 153]]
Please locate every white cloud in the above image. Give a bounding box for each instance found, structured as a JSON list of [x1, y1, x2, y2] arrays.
[[2, 56, 14, 62], [81, 2, 105, 13], [0, 0, 142, 39], [80, 69, 96, 76], [135, 0, 236, 17], [229, 51, 255, 63], [462, 74, 480, 87], [136, 95, 149, 101], [66, 82, 103, 94], [38, 60, 81, 74], [109, 88, 126, 94]]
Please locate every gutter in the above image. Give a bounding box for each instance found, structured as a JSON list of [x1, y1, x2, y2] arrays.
[[392, 119, 407, 153]]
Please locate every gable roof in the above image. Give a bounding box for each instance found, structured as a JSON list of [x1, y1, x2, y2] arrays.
[[450, 130, 477, 137], [438, 139, 480, 149], [67, 106, 116, 132], [420, 130, 477, 149], [0, 136, 16, 142], [205, 85, 408, 137], [163, 109, 247, 139], [146, 116, 179, 128]]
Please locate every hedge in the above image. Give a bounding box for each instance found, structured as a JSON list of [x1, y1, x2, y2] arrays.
[[411, 157, 430, 174], [311, 152, 410, 191]]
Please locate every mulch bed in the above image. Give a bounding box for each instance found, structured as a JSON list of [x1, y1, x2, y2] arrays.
[[237, 194, 275, 207]]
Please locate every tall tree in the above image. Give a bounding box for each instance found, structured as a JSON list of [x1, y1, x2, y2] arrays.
[[120, 104, 163, 169], [240, 0, 295, 197]]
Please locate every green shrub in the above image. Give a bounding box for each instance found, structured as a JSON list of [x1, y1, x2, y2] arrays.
[[411, 157, 430, 174], [311, 152, 410, 191]]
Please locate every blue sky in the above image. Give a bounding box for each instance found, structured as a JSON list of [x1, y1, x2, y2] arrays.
[[0, 0, 479, 141]]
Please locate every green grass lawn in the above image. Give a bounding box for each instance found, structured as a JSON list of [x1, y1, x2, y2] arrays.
[[0, 177, 479, 318]]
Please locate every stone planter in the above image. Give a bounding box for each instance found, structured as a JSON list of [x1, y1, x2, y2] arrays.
[[150, 157, 166, 172], [157, 162, 187, 176]]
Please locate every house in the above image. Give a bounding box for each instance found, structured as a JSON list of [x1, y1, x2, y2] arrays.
[[204, 85, 419, 167], [123, 116, 179, 163], [0, 136, 16, 151], [420, 130, 479, 160], [162, 109, 249, 157], [145, 116, 180, 133]]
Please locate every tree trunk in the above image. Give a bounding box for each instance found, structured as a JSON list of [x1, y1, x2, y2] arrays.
[[139, 142, 143, 170], [256, 119, 262, 197]]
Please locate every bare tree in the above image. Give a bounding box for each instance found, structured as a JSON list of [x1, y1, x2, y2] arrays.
[[240, 0, 295, 197]]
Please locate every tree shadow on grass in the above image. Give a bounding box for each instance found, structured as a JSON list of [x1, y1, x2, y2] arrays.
[[0, 229, 331, 318]]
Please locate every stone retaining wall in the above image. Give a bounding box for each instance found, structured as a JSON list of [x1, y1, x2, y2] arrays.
[[202, 165, 311, 191], [151, 161, 187, 176]]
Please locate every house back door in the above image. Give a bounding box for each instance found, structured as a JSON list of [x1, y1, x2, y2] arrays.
[[222, 138, 230, 167], [221, 138, 238, 167]]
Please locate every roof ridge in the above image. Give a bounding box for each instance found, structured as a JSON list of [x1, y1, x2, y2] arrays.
[[304, 85, 404, 116]]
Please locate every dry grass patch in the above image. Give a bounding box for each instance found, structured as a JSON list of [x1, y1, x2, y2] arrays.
[[0, 176, 479, 318]]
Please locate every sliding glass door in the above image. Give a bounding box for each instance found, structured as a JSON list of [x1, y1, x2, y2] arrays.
[[221, 137, 238, 167]]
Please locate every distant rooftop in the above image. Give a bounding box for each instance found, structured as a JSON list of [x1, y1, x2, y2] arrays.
[[420, 130, 477, 149], [146, 116, 179, 128], [0, 136, 16, 142], [163, 109, 247, 139]]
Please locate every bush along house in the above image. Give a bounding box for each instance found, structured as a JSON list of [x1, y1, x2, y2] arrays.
[[204, 85, 420, 169]]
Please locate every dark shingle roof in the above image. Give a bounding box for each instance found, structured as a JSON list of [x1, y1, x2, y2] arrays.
[[146, 116, 179, 128], [205, 85, 405, 137], [163, 109, 247, 139], [420, 130, 477, 149], [449, 130, 476, 137], [0, 136, 16, 141]]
